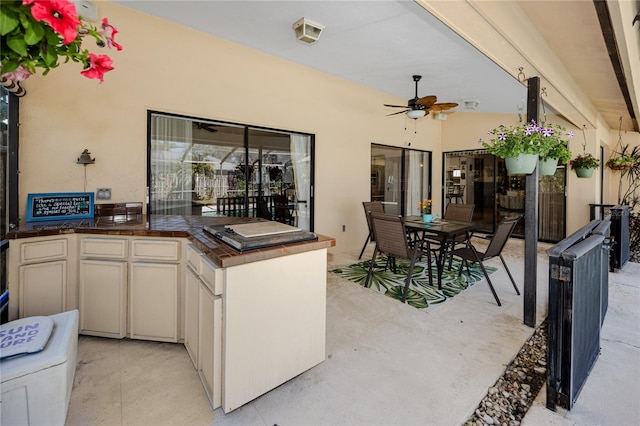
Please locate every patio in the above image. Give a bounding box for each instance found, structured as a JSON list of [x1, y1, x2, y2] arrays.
[[65, 238, 640, 425]]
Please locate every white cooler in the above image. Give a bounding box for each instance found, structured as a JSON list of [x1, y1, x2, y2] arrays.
[[1, 310, 79, 426]]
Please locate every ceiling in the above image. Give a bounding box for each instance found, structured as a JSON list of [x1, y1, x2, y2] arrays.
[[114, 0, 637, 132]]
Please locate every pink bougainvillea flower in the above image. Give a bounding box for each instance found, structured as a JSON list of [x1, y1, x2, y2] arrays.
[[22, 0, 36, 5], [80, 53, 114, 82], [99, 18, 123, 51], [28, 0, 81, 44], [1, 65, 33, 82]]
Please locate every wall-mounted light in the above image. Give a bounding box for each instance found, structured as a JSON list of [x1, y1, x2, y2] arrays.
[[292, 17, 325, 44], [77, 149, 95, 165]]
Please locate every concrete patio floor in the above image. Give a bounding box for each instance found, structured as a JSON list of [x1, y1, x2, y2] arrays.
[[65, 238, 640, 425]]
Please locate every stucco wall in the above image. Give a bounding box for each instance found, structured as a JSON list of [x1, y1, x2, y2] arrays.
[[17, 2, 446, 254]]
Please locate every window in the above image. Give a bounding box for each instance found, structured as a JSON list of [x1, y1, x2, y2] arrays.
[[148, 112, 314, 230]]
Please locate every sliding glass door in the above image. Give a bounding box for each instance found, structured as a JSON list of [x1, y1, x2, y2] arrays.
[[148, 112, 314, 230], [444, 150, 566, 242], [370, 144, 431, 216], [1, 87, 19, 324]]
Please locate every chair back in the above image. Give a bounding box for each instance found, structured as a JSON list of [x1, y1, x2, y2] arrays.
[[362, 201, 385, 233], [369, 212, 411, 260], [484, 215, 521, 259], [444, 203, 475, 222], [454, 185, 465, 196]]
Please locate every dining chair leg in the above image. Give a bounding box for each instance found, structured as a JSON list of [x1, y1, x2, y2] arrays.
[[364, 247, 379, 289], [499, 254, 521, 295], [401, 248, 420, 303], [477, 259, 502, 307], [358, 234, 371, 260], [426, 243, 434, 288]]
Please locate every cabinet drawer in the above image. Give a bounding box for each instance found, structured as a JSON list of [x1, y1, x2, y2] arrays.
[[20, 238, 67, 263], [131, 239, 180, 261], [186, 244, 202, 274], [81, 238, 128, 259], [200, 256, 223, 295]]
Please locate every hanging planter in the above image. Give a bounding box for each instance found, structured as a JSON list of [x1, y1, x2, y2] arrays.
[[505, 154, 539, 175], [606, 157, 635, 172], [606, 117, 635, 173], [574, 167, 595, 178], [538, 157, 559, 176], [570, 153, 599, 178], [480, 119, 574, 176]]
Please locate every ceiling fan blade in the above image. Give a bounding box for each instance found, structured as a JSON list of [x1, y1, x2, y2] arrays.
[[415, 95, 437, 107], [386, 109, 410, 116], [384, 104, 410, 108], [430, 102, 459, 112]]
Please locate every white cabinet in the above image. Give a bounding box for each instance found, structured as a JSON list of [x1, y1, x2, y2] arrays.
[[20, 260, 66, 317], [78, 237, 182, 341], [130, 262, 179, 342], [79, 259, 127, 338], [79, 238, 128, 338], [198, 282, 222, 409], [185, 244, 223, 409], [18, 238, 70, 318], [184, 267, 200, 367]]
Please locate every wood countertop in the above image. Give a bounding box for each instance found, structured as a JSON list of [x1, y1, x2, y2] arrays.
[[7, 215, 335, 268]]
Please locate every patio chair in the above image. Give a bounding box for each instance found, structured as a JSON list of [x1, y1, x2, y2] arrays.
[[358, 201, 385, 259], [444, 203, 475, 268], [364, 212, 433, 303], [451, 215, 521, 306]]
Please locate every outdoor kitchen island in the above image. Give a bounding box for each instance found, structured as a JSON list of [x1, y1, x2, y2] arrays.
[[6, 215, 335, 413]]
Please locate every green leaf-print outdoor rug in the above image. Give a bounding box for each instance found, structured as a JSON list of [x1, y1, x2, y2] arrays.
[[330, 255, 496, 312]]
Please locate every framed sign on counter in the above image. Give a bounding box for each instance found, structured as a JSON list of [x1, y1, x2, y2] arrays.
[[26, 192, 94, 222]]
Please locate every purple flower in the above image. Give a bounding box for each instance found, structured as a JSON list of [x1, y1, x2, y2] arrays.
[[543, 128, 554, 137], [567, 131, 574, 138], [498, 133, 507, 141]]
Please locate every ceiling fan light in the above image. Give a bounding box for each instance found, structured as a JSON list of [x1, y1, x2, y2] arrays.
[[406, 109, 426, 119]]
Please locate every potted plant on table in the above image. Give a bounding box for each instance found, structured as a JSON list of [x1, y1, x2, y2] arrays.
[[569, 153, 600, 178], [480, 119, 573, 175], [418, 198, 434, 223]]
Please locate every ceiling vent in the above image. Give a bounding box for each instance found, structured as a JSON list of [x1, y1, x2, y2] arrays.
[[463, 100, 480, 109], [292, 18, 325, 44]]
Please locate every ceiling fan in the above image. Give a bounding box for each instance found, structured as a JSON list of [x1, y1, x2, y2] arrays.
[[384, 75, 458, 119]]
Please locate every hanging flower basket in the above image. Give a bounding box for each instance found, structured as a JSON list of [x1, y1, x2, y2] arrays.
[[574, 167, 595, 178], [538, 157, 559, 176], [570, 153, 599, 178], [605, 156, 635, 172], [480, 119, 573, 176], [505, 154, 538, 175]]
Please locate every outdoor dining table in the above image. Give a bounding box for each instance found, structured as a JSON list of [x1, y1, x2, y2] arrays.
[[403, 216, 478, 289]]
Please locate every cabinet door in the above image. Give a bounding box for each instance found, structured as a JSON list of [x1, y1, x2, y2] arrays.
[[198, 283, 222, 410], [130, 262, 179, 342], [184, 267, 200, 367], [20, 261, 66, 317], [79, 260, 127, 338]]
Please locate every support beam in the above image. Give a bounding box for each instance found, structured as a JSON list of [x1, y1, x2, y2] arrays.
[[524, 76, 540, 328]]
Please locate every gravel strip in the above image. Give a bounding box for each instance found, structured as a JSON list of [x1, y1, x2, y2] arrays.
[[464, 319, 548, 426]]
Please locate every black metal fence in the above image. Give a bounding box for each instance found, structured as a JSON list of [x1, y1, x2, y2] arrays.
[[589, 204, 630, 270], [546, 218, 610, 410]]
